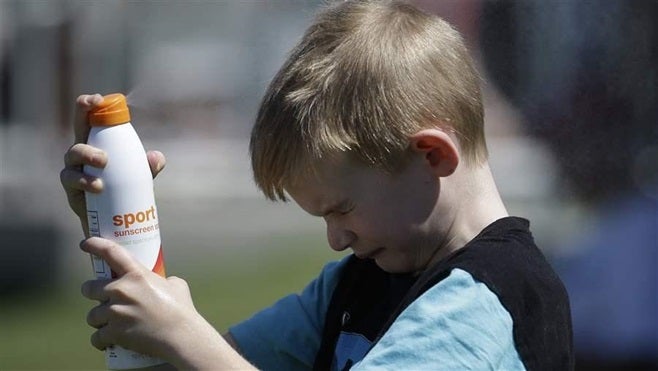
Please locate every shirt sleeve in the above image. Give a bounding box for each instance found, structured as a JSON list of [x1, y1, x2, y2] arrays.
[[352, 268, 526, 371], [228, 255, 350, 371]]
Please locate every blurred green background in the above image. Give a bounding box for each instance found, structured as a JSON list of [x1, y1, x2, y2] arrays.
[[1, 232, 341, 370]]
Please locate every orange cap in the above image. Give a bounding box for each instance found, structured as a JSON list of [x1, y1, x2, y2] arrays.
[[89, 93, 131, 126]]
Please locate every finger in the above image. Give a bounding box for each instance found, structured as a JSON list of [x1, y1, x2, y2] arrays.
[[90, 326, 113, 351], [81, 279, 111, 302], [74, 94, 104, 144], [60, 168, 103, 194], [87, 303, 110, 329], [64, 143, 107, 169], [146, 150, 166, 178], [80, 238, 143, 277], [62, 179, 88, 216]]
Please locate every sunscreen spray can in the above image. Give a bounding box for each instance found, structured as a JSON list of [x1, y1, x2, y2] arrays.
[[84, 93, 166, 370]]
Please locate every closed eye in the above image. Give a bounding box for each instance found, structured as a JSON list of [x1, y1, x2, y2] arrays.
[[319, 200, 356, 218], [338, 203, 356, 215]]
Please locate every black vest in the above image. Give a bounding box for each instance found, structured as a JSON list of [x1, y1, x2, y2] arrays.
[[313, 217, 574, 371]]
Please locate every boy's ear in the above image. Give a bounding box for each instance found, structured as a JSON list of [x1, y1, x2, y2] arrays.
[[409, 129, 459, 177]]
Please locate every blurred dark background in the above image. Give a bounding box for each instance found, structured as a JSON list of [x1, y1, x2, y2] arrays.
[[0, 0, 655, 369]]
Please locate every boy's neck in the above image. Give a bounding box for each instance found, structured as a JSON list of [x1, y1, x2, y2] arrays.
[[430, 161, 509, 266]]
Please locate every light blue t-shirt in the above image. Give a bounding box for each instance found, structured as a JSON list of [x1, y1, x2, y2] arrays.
[[229, 256, 525, 370]]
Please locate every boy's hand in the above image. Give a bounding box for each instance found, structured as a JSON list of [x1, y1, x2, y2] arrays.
[[60, 94, 166, 236], [80, 238, 233, 369]]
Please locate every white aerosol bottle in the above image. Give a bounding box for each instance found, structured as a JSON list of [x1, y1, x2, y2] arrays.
[[84, 93, 166, 370]]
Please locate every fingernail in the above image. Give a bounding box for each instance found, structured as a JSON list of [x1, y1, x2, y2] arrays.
[[80, 239, 87, 250]]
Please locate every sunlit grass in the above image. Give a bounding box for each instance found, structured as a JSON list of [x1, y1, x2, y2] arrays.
[[0, 233, 341, 370]]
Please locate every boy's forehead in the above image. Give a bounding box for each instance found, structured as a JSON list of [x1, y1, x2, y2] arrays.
[[295, 153, 356, 182], [287, 156, 351, 193], [285, 155, 364, 209]]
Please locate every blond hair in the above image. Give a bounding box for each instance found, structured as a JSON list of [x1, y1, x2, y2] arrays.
[[250, 0, 485, 201]]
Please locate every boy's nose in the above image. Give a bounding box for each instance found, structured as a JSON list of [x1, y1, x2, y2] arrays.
[[326, 224, 356, 252]]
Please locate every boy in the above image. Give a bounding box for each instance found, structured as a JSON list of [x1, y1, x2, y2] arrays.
[[61, 1, 573, 370]]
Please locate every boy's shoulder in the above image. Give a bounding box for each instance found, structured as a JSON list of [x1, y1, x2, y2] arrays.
[[422, 217, 570, 320], [418, 216, 574, 370], [441, 216, 560, 285]]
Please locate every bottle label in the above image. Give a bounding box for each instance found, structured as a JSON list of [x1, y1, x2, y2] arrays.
[[86, 204, 164, 278]]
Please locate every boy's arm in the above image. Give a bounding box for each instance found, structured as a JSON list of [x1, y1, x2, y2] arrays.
[[80, 237, 256, 370], [140, 334, 242, 371], [227, 256, 348, 370]]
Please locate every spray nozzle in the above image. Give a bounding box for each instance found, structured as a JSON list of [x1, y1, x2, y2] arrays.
[[89, 93, 131, 126]]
